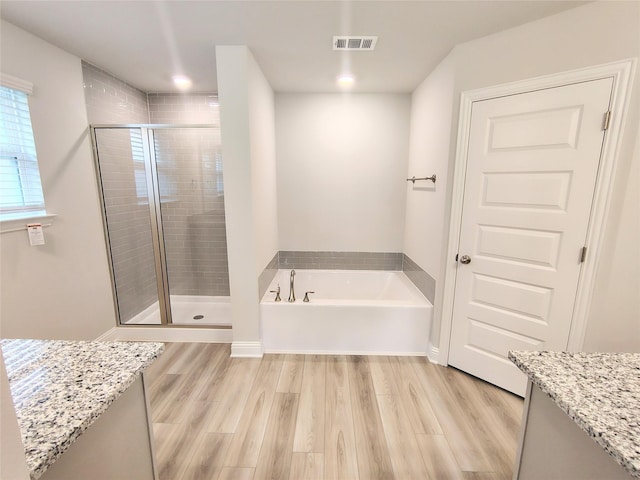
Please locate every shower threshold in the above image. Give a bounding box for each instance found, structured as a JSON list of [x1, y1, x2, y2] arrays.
[[123, 295, 231, 326]]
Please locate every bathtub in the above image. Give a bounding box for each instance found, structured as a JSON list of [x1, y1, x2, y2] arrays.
[[260, 270, 432, 355]]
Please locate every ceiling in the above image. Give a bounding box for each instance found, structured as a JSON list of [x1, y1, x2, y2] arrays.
[[0, 1, 587, 94]]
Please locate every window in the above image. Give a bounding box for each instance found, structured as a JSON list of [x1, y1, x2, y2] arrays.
[[130, 129, 148, 202], [0, 77, 46, 220], [130, 129, 177, 204]]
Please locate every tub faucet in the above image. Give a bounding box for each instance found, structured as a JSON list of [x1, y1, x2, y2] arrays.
[[269, 284, 281, 302], [288, 269, 296, 302]]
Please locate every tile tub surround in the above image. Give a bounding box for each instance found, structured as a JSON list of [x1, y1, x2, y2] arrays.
[[509, 351, 640, 478], [279, 251, 403, 270], [275, 252, 434, 302], [402, 254, 436, 303], [1, 339, 164, 479]]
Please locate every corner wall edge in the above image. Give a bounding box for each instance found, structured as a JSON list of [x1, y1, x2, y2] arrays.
[[231, 341, 264, 358]]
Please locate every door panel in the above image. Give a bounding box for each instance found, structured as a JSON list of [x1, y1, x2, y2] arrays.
[[482, 172, 572, 209], [466, 319, 544, 356], [487, 106, 582, 151], [449, 78, 613, 395], [471, 274, 553, 320], [476, 226, 561, 268]]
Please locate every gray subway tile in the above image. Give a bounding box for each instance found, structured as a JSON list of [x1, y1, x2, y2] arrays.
[[402, 254, 436, 303], [277, 251, 403, 271]]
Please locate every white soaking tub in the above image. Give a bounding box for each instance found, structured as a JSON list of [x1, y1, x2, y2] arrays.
[[260, 270, 432, 355]]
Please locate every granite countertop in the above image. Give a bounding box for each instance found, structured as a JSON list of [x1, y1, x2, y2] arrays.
[[509, 351, 640, 478], [1, 339, 164, 480]]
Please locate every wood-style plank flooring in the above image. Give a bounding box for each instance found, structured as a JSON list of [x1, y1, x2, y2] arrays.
[[146, 343, 523, 480]]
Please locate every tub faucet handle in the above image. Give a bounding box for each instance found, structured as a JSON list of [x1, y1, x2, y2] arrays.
[[269, 284, 281, 302], [303, 291, 315, 303]]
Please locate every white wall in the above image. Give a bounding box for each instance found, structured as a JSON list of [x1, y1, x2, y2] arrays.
[[276, 94, 410, 252], [403, 55, 455, 275], [409, 1, 640, 354], [248, 55, 279, 272], [217, 46, 278, 353], [0, 21, 115, 340], [583, 124, 640, 351]]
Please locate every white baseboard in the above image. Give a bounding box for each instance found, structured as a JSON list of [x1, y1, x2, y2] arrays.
[[95, 327, 118, 342], [263, 348, 427, 356], [231, 341, 264, 358], [427, 344, 442, 365], [96, 327, 233, 343]]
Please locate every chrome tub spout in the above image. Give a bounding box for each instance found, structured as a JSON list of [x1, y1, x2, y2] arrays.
[[288, 269, 296, 302]]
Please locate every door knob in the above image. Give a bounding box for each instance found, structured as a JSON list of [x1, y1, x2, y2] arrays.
[[459, 255, 471, 264]]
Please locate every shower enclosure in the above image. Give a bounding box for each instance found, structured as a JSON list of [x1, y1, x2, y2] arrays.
[[91, 125, 230, 327]]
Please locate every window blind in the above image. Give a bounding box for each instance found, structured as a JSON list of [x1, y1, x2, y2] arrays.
[[0, 85, 46, 217], [130, 129, 148, 201]]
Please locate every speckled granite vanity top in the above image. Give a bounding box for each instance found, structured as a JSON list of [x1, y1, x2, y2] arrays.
[[509, 351, 640, 478], [1, 339, 164, 479]]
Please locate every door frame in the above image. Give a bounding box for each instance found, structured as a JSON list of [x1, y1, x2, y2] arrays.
[[438, 59, 636, 365]]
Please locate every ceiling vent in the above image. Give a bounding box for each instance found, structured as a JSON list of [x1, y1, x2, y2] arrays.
[[333, 36, 378, 51]]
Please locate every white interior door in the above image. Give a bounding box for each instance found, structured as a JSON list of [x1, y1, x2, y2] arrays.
[[448, 78, 613, 396]]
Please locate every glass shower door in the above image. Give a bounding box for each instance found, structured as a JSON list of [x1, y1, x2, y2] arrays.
[[92, 127, 162, 325], [152, 127, 231, 326], [92, 125, 231, 327]]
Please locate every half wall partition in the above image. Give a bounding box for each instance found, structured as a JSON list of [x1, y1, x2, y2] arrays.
[[91, 125, 230, 327]]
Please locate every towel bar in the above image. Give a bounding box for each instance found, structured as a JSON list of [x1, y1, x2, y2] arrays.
[[406, 174, 436, 184]]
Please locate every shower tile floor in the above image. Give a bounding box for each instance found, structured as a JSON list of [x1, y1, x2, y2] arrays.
[[146, 342, 524, 480]]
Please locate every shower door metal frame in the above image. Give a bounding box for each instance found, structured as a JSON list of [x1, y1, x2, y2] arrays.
[[90, 124, 218, 327], [141, 127, 172, 326]]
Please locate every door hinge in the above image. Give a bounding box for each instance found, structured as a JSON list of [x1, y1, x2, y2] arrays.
[[603, 110, 611, 131], [580, 246, 587, 263]]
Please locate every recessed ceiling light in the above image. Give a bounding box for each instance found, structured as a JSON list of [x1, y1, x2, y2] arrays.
[[337, 74, 355, 88], [172, 75, 192, 91]]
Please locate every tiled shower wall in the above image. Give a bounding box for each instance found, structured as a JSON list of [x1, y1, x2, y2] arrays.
[[149, 94, 229, 296], [148, 93, 219, 124], [83, 63, 230, 322], [152, 127, 229, 296], [83, 62, 157, 322], [83, 62, 150, 124]]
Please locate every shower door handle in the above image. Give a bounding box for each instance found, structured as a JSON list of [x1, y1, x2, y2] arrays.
[[459, 255, 471, 264]]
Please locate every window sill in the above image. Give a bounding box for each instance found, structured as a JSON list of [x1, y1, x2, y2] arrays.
[[0, 213, 57, 234]]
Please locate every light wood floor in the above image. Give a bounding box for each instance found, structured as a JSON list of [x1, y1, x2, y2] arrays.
[[145, 343, 523, 480]]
